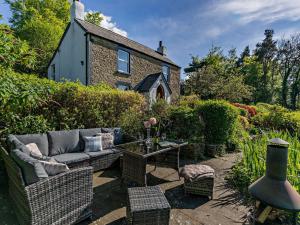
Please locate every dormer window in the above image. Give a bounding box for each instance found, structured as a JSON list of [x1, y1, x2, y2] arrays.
[[118, 49, 130, 74], [162, 65, 170, 82]]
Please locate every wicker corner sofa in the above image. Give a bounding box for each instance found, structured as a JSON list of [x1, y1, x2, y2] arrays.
[[1, 127, 131, 225]]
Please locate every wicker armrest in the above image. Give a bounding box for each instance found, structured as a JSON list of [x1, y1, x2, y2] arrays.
[[25, 167, 93, 225]]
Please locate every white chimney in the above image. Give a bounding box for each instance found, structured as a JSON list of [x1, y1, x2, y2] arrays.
[[157, 41, 167, 56], [71, 0, 85, 21]]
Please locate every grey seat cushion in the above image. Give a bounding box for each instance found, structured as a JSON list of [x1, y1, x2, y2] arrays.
[[79, 128, 102, 149], [87, 149, 120, 158], [11, 149, 48, 185], [9, 134, 49, 156], [47, 129, 80, 156], [53, 153, 90, 164], [101, 128, 123, 145]]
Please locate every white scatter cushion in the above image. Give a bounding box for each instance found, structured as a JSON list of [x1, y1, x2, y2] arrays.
[[83, 136, 103, 152], [40, 161, 69, 176], [26, 143, 43, 159]]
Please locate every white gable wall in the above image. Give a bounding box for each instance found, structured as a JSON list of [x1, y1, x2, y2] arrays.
[[48, 21, 87, 84]]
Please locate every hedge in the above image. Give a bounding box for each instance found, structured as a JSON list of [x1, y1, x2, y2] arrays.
[[0, 67, 145, 137], [251, 104, 300, 135], [0, 68, 242, 148], [197, 100, 239, 144]]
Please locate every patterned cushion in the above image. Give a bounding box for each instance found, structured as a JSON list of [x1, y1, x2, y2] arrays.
[[79, 128, 102, 150], [11, 149, 48, 185], [101, 128, 123, 145], [83, 136, 102, 152], [96, 133, 114, 150], [40, 161, 69, 176], [180, 164, 215, 182], [26, 143, 43, 159]]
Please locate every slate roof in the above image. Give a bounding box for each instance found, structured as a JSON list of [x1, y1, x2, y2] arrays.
[[134, 73, 172, 94], [75, 19, 180, 68]]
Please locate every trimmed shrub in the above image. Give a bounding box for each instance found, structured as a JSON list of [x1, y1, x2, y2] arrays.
[[251, 104, 300, 135], [167, 105, 204, 142], [0, 67, 145, 137], [197, 100, 239, 144], [178, 95, 203, 108]]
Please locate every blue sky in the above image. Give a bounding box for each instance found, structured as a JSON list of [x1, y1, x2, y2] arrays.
[[1, 0, 300, 79]]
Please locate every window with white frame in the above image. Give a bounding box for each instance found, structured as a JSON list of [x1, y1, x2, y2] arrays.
[[162, 65, 170, 81], [117, 49, 130, 74]]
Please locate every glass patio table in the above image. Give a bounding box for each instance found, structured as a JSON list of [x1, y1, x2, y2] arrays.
[[117, 140, 188, 186]]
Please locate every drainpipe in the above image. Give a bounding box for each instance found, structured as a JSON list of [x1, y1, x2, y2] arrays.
[[86, 33, 90, 85]]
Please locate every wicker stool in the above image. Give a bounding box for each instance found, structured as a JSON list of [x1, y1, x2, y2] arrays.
[[127, 186, 171, 225], [180, 164, 215, 199]]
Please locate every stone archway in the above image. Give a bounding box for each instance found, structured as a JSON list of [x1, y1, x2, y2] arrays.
[[156, 84, 165, 100]]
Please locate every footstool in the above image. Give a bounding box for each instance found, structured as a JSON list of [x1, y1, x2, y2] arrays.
[[127, 186, 171, 225], [180, 164, 215, 199]]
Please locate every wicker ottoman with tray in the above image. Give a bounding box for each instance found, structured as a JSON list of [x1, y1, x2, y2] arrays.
[[127, 186, 171, 225], [180, 164, 215, 199]]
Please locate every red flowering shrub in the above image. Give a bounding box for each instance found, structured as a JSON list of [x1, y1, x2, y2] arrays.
[[231, 103, 257, 117]]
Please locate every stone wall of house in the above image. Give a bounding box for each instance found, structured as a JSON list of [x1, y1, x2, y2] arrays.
[[89, 35, 181, 100]]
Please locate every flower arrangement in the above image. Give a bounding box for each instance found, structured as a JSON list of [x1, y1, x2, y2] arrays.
[[144, 117, 157, 128], [144, 117, 158, 145]]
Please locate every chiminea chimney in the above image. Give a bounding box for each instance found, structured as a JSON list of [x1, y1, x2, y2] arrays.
[[249, 138, 300, 211], [157, 41, 167, 56], [71, 0, 85, 21]]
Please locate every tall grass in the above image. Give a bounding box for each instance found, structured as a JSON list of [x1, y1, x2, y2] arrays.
[[230, 131, 300, 193]]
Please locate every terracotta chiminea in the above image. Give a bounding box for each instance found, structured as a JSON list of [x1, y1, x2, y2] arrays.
[[248, 138, 300, 223]]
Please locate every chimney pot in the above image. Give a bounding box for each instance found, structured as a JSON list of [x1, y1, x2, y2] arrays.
[[157, 41, 167, 56]]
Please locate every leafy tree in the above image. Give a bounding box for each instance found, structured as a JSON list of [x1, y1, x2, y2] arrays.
[[5, 0, 70, 74], [277, 34, 300, 109], [240, 55, 265, 103], [0, 24, 36, 72], [184, 47, 252, 102], [237, 45, 250, 66], [85, 11, 103, 26], [254, 29, 278, 103]]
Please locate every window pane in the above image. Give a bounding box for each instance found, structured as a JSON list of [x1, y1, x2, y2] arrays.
[[117, 84, 130, 91], [162, 65, 170, 81], [118, 50, 129, 62], [118, 61, 129, 73]]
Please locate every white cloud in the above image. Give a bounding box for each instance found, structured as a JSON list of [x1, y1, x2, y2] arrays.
[[205, 27, 224, 38], [85, 10, 128, 37], [215, 0, 300, 24], [100, 14, 128, 37]]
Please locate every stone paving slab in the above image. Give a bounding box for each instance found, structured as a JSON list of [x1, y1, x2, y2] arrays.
[[79, 153, 250, 225]]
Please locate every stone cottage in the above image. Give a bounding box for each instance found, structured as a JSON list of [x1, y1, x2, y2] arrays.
[[47, 0, 181, 104]]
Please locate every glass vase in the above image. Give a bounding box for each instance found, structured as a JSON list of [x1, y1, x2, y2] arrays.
[[145, 128, 152, 148]]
